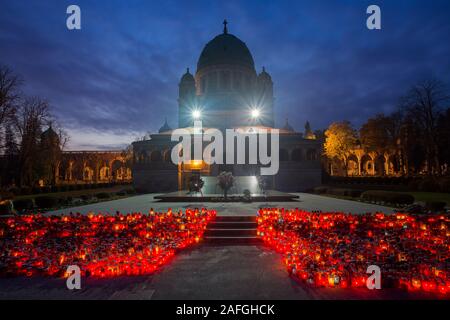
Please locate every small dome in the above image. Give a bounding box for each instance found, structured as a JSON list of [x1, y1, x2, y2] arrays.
[[41, 124, 59, 141], [282, 118, 294, 132], [197, 21, 255, 71], [304, 121, 316, 139], [159, 118, 172, 133], [180, 68, 195, 83], [258, 67, 272, 81]]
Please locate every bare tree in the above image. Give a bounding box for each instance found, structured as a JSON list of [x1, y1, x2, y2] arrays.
[[400, 79, 449, 175], [13, 97, 50, 186], [0, 65, 22, 129], [50, 120, 70, 151]]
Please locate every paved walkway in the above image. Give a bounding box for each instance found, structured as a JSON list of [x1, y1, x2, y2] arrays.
[[49, 193, 395, 216]]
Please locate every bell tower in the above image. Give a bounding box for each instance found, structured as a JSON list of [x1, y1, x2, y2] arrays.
[[178, 68, 196, 128]]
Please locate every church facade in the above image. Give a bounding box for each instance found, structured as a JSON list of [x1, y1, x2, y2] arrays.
[[132, 22, 322, 193]]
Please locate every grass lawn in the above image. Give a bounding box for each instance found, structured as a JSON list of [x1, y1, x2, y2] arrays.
[[314, 190, 450, 208], [397, 192, 450, 206], [13, 185, 133, 200]]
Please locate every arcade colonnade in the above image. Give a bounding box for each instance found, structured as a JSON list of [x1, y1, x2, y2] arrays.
[[57, 151, 132, 184], [327, 149, 403, 177]]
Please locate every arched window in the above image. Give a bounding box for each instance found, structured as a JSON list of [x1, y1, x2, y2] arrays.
[[164, 150, 172, 162], [292, 149, 303, 161], [306, 149, 317, 161], [280, 149, 289, 161], [150, 150, 162, 162], [222, 71, 230, 90]]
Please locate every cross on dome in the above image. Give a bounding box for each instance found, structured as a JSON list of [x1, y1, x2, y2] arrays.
[[223, 19, 228, 34]]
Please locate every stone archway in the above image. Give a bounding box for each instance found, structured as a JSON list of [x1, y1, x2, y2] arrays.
[[291, 148, 303, 162], [280, 149, 289, 161], [150, 150, 162, 162], [361, 154, 374, 176], [347, 154, 359, 176], [375, 154, 387, 176], [306, 148, 318, 161]]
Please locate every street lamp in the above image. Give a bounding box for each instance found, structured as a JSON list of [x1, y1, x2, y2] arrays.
[[192, 109, 201, 120], [251, 108, 260, 119]]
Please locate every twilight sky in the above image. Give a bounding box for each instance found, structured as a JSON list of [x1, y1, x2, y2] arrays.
[[1, 0, 450, 150]]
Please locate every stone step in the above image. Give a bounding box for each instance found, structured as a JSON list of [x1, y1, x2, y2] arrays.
[[204, 228, 257, 237], [203, 236, 263, 246], [214, 216, 256, 222], [204, 215, 261, 245], [208, 221, 258, 229]]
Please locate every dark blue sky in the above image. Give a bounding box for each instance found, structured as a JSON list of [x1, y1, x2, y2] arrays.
[[1, 0, 449, 150]]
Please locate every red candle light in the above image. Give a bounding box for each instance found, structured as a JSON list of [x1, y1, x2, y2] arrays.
[[0, 208, 216, 278], [257, 208, 449, 295]]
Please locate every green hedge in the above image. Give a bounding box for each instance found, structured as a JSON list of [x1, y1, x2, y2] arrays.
[[313, 186, 328, 194], [313, 187, 363, 198], [126, 188, 137, 195], [361, 191, 415, 205], [80, 194, 93, 201], [425, 201, 446, 212], [13, 199, 34, 212], [95, 192, 111, 199], [34, 196, 60, 209], [0, 201, 14, 215]]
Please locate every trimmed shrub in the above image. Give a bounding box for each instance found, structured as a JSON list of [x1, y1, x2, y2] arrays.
[[327, 188, 348, 196], [425, 201, 446, 212], [116, 191, 127, 196], [418, 178, 440, 192], [327, 188, 363, 198], [8, 187, 21, 196], [361, 191, 415, 205], [13, 199, 34, 212], [346, 189, 364, 198], [59, 196, 73, 206], [0, 191, 14, 201], [407, 179, 421, 191], [80, 194, 93, 201], [438, 178, 450, 193], [41, 186, 52, 194], [19, 187, 32, 195], [313, 186, 328, 194], [31, 187, 42, 194], [126, 188, 137, 195], [0, 200, 14, 215], [95, 192, 111, 199], [34, 196, 60, 209]]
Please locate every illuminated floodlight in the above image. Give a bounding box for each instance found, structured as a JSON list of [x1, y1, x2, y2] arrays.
[[192, 109, 201, 119], [251, 108, 260, 119]]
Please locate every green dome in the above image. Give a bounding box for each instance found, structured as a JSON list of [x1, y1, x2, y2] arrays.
[[197, 33, 255, 71]]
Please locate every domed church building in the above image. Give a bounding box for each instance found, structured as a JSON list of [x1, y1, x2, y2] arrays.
[[132, 21, 322, 193]]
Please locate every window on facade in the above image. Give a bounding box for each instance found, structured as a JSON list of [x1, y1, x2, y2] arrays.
[[233, 72, 241, 90], [222, 71, 230, 90], [201, 77, 206, 94], [209, 72, 217, 91]]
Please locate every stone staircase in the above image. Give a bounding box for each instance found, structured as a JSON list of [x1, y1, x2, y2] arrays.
[[203, 216, 262, 245]]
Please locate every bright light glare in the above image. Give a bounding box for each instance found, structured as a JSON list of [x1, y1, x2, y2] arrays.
[[251, 109, 260, 118], [192, 110, 201, 119]]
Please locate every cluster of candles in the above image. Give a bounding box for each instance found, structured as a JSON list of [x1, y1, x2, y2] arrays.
[[0, 208, 216, 278], [257, 208, 449, 295]]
